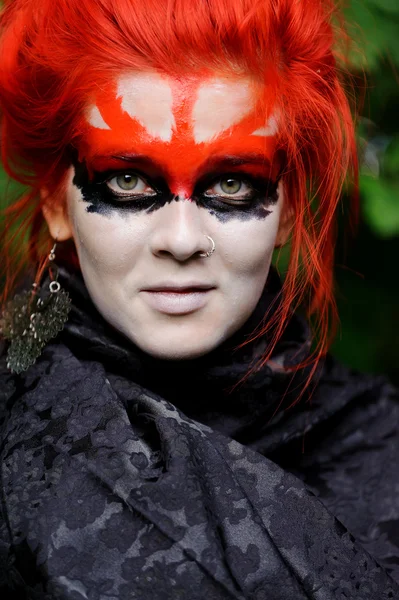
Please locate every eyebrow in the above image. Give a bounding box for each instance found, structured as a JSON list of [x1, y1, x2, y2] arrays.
[[201, 154, 272, 170], [110, 154, 163, 169], [87, 153, 165, 175], [107, 152, 272, 170]]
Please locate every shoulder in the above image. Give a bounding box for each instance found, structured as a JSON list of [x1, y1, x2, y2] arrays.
[[0, 340, 107, 436], [297, 357, 399, 581], [306, 356, 398, 462], [0, 348, 18, 419]]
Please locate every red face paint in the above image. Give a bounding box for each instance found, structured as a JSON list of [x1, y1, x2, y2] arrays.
[[77, 72, 280, 198]]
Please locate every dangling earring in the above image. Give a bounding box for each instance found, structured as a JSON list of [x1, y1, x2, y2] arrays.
[[0, 241, 71, 374]]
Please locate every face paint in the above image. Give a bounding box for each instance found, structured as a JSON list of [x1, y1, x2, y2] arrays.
[[78, 71, 280, 206], [72, 158, 281, 222], [64, 71, 285, 360], [72, 160, 174, 216]]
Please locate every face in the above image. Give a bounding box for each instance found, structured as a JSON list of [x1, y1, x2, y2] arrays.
[[55, 70, 287, 360]]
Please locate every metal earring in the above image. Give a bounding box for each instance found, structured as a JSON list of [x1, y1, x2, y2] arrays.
[[0, 242, 72, 374]]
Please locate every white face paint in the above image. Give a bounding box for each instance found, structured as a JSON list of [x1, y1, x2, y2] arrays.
[[116, 72, 176, 142], [62, 71, 285, 360], [191, 78, 254, 143]]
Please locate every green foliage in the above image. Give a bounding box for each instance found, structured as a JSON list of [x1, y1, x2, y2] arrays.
[[361, 177, 399, 237], [345, 0, 399, 69], [345, 0, 399, 240], [334, 0, 399, 380], [360, 136, 399, 237], [0, 169, 23, 205]]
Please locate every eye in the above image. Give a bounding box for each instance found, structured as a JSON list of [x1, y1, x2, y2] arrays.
[[106, 173, 155, 197], [205, 177, 253, 201]]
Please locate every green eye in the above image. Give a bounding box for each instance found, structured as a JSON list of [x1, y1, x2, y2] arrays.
[[220, 178, 242, 195], [205, 177, 253, 203], [106, 172, 156, 199], [115, 174, 138, 191]]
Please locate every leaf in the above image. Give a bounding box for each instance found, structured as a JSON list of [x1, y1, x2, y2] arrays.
[[366, 0, 399, 15], [361, 176, 399, 237], [344, 1, 399, 69], [382, 137, 399, 177]]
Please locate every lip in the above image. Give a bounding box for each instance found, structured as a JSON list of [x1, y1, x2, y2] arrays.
[[142, 282, 215, 292], [141, 288, 214, 315]]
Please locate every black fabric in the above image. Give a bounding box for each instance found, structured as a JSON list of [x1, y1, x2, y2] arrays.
[[1, 266, 399, 599]]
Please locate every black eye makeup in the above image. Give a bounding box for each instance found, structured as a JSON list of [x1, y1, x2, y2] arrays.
[[72, 162, 172, 215], [72, 160, 280, 222], [193, 172, 280, 221]]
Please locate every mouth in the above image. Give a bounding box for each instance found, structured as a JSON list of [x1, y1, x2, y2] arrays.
[[141, 284, 215, 315], [143, 284, 215, 293]]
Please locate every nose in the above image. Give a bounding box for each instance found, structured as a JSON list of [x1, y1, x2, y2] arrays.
[[149, 198, 210, 261]]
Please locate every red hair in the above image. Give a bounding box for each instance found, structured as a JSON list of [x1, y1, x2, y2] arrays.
[[0, 0, 358, 395]]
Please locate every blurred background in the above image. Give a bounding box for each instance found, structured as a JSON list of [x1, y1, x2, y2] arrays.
[[0, 0, 398, 383], [331, 0, 399, 384]]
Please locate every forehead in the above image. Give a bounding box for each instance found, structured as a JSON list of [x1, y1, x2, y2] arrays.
[[78, 71, 279, 173]]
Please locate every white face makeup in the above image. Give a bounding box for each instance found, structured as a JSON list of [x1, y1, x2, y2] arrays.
[[60, 71, 285, 360]]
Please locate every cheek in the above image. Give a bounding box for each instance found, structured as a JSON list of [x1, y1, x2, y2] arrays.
[[67, 183, 148, 275], [215, 205, 282, 277]]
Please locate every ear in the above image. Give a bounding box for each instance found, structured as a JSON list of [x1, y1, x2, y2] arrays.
[[275, 187, 294, 248], [41, 189, 73, 241]]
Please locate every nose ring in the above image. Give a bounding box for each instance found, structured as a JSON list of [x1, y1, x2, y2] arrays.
[[199, 235, 216, 258]]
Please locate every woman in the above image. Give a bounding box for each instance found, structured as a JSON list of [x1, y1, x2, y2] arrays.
[[0, 0, 398, 598]]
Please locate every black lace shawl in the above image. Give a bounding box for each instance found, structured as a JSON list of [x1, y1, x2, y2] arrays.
[[1, 266, 399, 599]]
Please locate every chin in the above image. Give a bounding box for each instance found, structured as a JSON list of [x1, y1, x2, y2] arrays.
[[134, 329, 224, 361]]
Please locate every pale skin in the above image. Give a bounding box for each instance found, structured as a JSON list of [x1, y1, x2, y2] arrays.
[[43, 70, 293, 360]]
